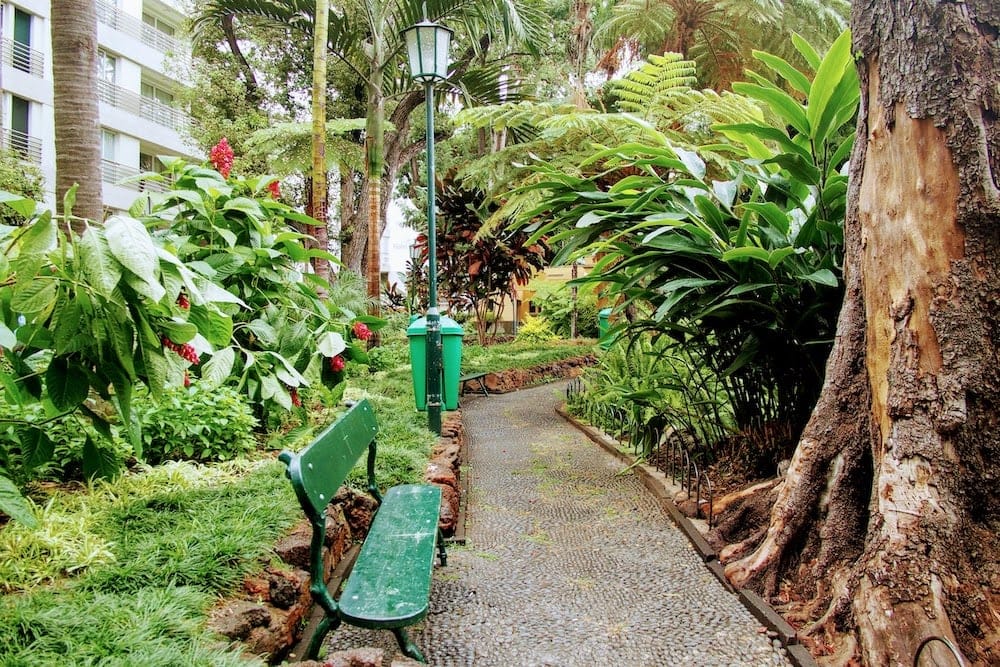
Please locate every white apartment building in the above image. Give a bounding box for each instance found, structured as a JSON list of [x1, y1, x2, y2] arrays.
[[0, 0, 199, 213]]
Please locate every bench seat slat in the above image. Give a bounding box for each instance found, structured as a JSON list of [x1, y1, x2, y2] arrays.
[[339, 484, 442, 629]]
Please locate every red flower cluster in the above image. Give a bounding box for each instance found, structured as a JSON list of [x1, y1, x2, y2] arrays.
[[162, 336, 199, 364], [267, 180, 281, 199], [176, 292, 190, 310], [209, 137, 234, 178], [329, 355, 345, 372], [289, 386, 301, 407], [352, 321, 372, 341]]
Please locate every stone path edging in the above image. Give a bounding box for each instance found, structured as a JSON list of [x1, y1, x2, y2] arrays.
[[556, 403, 820, 667]]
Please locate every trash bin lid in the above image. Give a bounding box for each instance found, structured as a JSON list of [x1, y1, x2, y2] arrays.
[[406, 317, 427, 336], [406, 315, 465, 336], [439, 315, 464, 335]]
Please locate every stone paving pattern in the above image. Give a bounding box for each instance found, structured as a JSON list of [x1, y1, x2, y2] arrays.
[[325, 381, 791, 666]]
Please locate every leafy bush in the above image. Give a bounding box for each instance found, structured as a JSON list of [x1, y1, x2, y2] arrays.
[[534, 287, 600, 338], [515, 33, 858, 455], [133, 385, 257, 464], [514, 315, 558, 344]]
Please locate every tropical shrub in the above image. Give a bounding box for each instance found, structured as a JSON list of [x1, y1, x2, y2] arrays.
[[415, 175, 550, 344], [516, 33, 858, 456], [139, 150, 383, 416], [132, 384, 258, 464], [514, 315, 558, 344]]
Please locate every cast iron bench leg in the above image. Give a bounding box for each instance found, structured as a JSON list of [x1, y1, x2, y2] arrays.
[[393, 628, 426, 663], [437, 528, 448, 566]]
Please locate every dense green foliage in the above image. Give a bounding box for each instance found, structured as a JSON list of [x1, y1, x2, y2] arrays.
[[517, 33, 858, 456], [415, 176, 550, 344]]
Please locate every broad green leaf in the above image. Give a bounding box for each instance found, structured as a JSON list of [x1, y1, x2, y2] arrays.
[[806, 30, 853, 142], [45, 356, 90, 410], [248, 319, 277, 345], [196, 278, 246, 306], [752, 50, 812, 96], [673, 146, 706, 179], [19, 426, 54, 471], [712, 178, 740, 211], [732, 82, 809, 136], [223, 197, 265, 218], [317, 331, 346, 357], [0, 475, 37, 527], [802, 268, 839, 287], [11, 279, 58, 315], [187, 306, 233, 347], [768, 247, 797, 268], [714, 124, 811, 163], [0, 192, 37, 219], [722, 246, 770, 263], [78, 229, 122, 298], [260, 374, 282, 400], [141, 347, 168, 401], [200, 346, 235, 390], [124, 273, 166, 303], [105, 215, 159, 285], [744, 202, 791, 235], [82, 436, 122, 480], [792, 33, 822, 71], [160, 319, 197, 343], [0, 322, 15, 349], [17, 211, 56, 256]]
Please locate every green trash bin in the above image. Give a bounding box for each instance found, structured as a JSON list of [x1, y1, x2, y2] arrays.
[[407, 315, 464, 411], [598, 307, 613, 349]]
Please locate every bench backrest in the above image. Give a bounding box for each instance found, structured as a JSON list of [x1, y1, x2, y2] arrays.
[[278, 399, 380, 525]]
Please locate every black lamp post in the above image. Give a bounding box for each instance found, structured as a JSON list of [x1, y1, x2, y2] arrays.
[[403, 15, 452, 435]]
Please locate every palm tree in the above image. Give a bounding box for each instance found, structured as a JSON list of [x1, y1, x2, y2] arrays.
[[50, 0, 103, 229], [194, 0, 543, 304], [593, 0, 847, 89], [311, 0, 330, 282]]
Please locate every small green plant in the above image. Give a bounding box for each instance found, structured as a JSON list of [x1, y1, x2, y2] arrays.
[[514, 315, 558, 344], [132, 384, 258, 464]]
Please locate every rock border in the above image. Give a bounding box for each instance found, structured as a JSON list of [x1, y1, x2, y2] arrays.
[[556, 403, 819, 667]]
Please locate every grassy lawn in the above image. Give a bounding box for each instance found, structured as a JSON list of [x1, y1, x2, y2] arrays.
[[0, 328, 590, 664]]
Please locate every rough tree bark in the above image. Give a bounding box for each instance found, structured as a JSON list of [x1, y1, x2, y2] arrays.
[[51, 0, 103, 230], [723, 1, 1000, 665]]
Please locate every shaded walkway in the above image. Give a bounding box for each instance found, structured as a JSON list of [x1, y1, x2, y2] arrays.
[[326, 381, 789, 666]]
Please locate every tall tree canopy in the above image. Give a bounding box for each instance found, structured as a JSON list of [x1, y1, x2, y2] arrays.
[[194, 0, 545, 302], [723, 1, 1000, 664]]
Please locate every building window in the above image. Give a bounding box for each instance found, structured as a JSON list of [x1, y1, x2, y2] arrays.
[[98, 50, 117, 84], [12, 8, 32, 73], [9, 96, 30, 156], [141, 82, 174, 105], [102, 130, 117, 162], [142, 13, 176, 37]]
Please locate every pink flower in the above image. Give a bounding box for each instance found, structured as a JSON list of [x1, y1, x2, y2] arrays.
[[209, 137, 234, 178], [267, 180, 281, 199], [352, 321, 372, 341], [329, 355, 345, 372]]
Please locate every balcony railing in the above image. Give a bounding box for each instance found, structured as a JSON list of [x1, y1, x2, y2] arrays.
[[96, 0, 181, 55], [1, 37, 44, 77], [97, 79, 190, 133], [101, 159, 172, 193], [0, 128, 42, 164]]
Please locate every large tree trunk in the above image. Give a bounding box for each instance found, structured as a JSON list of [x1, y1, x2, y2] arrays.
[[724, 2, 1000, 665], [51, 0, 103, 230]]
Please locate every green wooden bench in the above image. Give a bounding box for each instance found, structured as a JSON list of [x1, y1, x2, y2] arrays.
[[459, 371, 489, 397], [278, 399, 446, 662]]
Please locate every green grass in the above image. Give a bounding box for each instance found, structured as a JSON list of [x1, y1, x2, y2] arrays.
[[461, 338, 597, 374], [0, 460, 297, 665]]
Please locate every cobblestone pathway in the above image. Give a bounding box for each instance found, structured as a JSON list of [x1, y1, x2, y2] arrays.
[[325, 381, 790, 666]]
